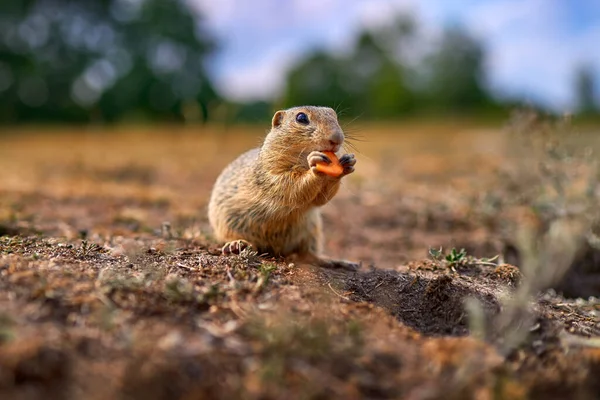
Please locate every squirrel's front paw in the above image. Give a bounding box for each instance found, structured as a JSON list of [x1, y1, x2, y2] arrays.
[[339, 153, 356, 175], [308, 151, 332, 173]]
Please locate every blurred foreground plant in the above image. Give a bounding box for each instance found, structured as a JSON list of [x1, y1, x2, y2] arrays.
[[484, 109, 599, 287], [473, 109, 600, 354]]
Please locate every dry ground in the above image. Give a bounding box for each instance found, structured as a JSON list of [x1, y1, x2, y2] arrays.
[[1, 121, 600, 399]]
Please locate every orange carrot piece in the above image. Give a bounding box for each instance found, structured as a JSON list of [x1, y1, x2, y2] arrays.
[[315, 151, 344, 177]]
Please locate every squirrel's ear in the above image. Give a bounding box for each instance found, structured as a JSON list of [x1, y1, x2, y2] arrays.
[[272, 110, 284, 128]]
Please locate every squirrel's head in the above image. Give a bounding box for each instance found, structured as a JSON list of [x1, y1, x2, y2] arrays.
[[264, 106, 345, 155]]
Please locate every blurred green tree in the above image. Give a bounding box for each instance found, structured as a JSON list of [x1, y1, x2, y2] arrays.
[[422, 26, 493, 112], [282, 19, 501, 120], [345, 31, 415, 118], [283, 51, 347, 112], [574, 64, 598, 114], [283, 17, 416, 120], [0, 0, 218, 124]]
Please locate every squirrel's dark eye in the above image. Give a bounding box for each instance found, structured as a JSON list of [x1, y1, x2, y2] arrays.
[[295, 112, 309, 125]]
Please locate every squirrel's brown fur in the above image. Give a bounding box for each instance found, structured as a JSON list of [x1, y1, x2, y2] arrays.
[[208, 106, 358, 270]]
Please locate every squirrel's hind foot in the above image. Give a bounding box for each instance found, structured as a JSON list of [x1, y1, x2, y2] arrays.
[[222, 239, 253, 255]]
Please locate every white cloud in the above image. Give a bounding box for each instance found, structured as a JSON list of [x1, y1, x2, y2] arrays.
[[356, 0, 414, 28], [465, 0, 550, 36], [212, 44, 304, 101], [459, 0, 600, 109]]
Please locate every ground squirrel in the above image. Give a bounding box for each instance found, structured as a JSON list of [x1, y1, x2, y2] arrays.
[[208, 106, 359, 270]]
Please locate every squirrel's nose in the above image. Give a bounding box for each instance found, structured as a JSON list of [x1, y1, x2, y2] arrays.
[[328, 130, 344, 146]]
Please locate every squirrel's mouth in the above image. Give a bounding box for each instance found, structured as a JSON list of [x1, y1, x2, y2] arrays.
[[320, 144, 342, 153]]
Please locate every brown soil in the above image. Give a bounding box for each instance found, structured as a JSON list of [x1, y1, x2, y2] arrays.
[[1, 125, 599, 399]]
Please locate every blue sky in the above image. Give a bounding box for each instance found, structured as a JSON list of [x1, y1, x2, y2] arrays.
[[190, 0, 600, 111]]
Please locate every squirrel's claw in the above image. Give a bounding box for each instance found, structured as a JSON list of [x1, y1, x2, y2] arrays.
[[339, 153, 356, 175], [222, 239, 253, 255], [307, 151, 332, 169]]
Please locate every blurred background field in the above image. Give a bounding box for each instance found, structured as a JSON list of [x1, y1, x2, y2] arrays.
[[0, 120, 504, 261], [0, 0, 599, 125]]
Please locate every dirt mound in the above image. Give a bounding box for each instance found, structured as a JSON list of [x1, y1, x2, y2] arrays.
[[346, 268, 501, 336]]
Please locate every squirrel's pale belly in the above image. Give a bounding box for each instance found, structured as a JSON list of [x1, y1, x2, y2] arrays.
[[208, 149, 323, 256]]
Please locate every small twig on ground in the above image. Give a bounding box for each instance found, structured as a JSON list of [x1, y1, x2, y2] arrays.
[[176, 262, 196, 271], [373, 281, 386, 290], [328, 282, 351, 301], [226, 267, 235, 282], [229, 297, 249, 319], [96, 293, 116, 308], [472, 261, 499, 267], [561, 332, 600, 348]]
